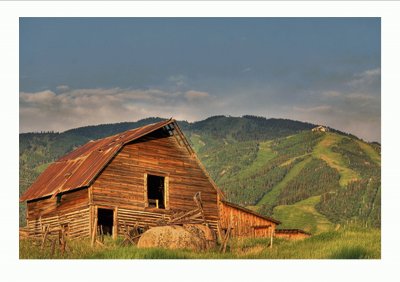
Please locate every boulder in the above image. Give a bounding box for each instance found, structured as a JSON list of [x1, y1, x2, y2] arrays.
[[137, 224, 216, 251]]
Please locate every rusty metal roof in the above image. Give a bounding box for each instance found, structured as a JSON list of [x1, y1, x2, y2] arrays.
[[20, 119, 175, 202]]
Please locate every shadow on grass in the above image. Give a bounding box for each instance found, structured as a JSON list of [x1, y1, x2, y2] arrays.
[[330, 246, 370, 259]]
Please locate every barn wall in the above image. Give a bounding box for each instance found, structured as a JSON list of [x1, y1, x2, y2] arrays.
[[91, 132, 219, 229], [218, 201, 277, 238], [26, 188, 89, 220], [25, 188, 90, 239], [26, 207, 90, 239], [116, 208, 217, 236]]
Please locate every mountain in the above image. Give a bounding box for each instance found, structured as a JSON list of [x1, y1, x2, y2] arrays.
[[19, 115, 381, 233]]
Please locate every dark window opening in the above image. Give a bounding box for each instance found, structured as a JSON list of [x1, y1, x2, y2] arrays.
[[56, 194, 62, 205], [97, 208, 114, 236], [147, 174, 165, 209]]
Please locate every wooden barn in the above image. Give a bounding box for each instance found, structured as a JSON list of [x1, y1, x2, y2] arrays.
[[20, 119, 280, 241]]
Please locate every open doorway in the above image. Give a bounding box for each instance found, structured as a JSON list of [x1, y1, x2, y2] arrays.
[[147, 174, 165, 209], [97, 208, 114, 236]]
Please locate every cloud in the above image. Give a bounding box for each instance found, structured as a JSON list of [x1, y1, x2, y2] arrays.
[[348, 68, 381, 88], [322, 91, 341, 98], [167, 74, 187, 88], [19, 86, 218, 133], [19, 66, 381, 142], [56, 85, 70, 92], [293, 105, 333, 114], [286, 67, 380, 141], [185, 90, 210, 101]]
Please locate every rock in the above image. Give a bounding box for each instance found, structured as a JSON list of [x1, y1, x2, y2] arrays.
[[137, 224, 216, 251]]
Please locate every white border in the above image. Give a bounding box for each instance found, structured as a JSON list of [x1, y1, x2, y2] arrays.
[[1, 1, 399, 282]]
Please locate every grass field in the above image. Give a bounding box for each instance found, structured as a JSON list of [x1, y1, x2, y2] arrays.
[[19, 227, 380, 259], [272, 196, 334, 234], [312, 133, 359, 186], [231, 141, 276, 180], [356, 140, 381, 166], [257, 157, 312, 206]]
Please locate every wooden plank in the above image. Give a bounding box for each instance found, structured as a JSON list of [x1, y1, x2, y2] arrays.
[[90, 134, 220, 226], [220, 220, 232, 253], [91, 217, 98, 247]]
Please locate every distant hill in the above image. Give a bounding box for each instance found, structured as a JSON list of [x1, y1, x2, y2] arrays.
[[19, 115, 381, 233]]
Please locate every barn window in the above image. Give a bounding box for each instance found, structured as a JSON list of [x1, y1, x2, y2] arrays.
[[146, 174, 166, 209], [97, 208, 114, 236]]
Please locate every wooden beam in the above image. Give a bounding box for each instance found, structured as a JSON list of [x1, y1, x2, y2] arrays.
[[41, 225, 49, 250], [91, 217, 98, 247], [220, 220, 232, 253]]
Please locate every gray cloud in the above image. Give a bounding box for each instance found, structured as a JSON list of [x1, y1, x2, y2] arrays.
[[184, 90, 210, 102], [286, 68, 380, 141], [19, 66, 381, 142], [56, 85, 70, 92], [348, 68, 381, 89]]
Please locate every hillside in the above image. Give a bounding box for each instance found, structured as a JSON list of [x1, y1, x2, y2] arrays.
[[19, 115, 381, 233]]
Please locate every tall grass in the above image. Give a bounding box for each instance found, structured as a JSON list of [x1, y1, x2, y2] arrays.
[[20, 227, 380, 259]]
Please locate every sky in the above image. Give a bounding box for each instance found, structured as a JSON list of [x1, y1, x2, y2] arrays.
[[19, 18, 381, 141]]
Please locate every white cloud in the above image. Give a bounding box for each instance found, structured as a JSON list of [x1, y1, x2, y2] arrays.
[[19, 86, 218, 133]]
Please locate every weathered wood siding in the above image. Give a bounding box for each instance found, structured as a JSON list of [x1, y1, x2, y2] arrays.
[[90, 131, 220, 229], [26, 188, 89, 220], [219, 201, 277, 238], [26, 207, 90, 239], [25, 188, 90, 239]]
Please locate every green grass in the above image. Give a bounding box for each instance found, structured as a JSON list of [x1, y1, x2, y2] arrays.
[[257, 157, 312, 206], [189, 133, 206, 153], [312, 133, 359, 186], [356, 140, 381, 166], [272, 196, 334, 234], [35, 162, 51, 174], [230, 141, 277, 180], [19, 227, 380, 259]]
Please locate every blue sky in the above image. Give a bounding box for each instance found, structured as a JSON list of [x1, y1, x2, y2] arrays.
[[19, 18, 381, 141]]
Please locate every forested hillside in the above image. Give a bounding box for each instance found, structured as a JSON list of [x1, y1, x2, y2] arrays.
[[19, 115, 381, 233]]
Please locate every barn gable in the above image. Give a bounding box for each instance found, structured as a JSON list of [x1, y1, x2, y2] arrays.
[[89, 125, 222, 229], [20, 119, 223, 202]]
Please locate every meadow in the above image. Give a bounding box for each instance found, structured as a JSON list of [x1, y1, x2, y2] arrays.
[[20, 226, 380, 259]]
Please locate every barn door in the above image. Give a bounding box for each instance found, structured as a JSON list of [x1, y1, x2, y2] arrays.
[[97, 208, 114, 236]]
